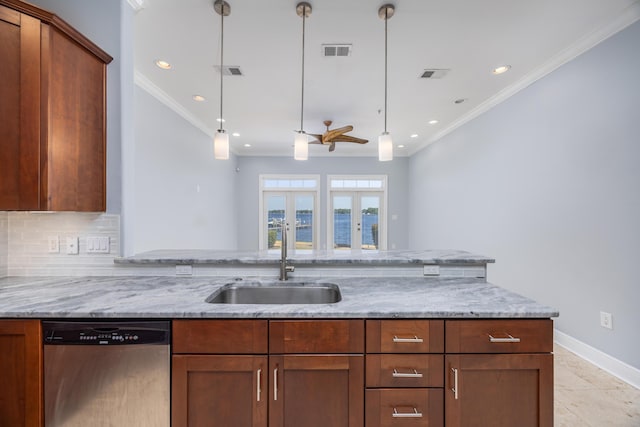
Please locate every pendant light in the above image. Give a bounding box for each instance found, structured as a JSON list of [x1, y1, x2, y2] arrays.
[[213, 0, 230, 160], [294, 2, 311, 161], [378, 4, 395, 162]]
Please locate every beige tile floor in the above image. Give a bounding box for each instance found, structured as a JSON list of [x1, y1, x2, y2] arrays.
[[554, 344, 640, 426]]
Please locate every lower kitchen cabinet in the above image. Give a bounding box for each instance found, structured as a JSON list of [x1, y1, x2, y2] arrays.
[[0, 319, 42, 427], [172, 355, 267, 427], [269, 355, 364, 427], [445, 354, 553, 427]]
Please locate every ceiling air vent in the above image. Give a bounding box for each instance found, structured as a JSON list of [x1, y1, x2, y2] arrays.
[[420, 69, 450, 79], [322, 44, 352, 57], [215, 65, 243, 76]]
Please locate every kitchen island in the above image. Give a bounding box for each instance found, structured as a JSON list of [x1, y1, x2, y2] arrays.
[[0, 250, 557, 427]]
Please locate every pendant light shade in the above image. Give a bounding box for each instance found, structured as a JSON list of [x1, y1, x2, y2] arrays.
[[378, 4, 394, 162], [214, 130, 229, 160], [213, 0, 230, 160], [294, 131, 309, 160], [378, 132, 393, 162], [294, 2, 311, 160]]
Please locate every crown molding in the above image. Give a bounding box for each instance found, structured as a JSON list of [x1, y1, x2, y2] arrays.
[[410, 2, 640, 156], [134, 70, 216, 138]]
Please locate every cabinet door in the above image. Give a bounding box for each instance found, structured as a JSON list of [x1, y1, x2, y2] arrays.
[[172, 355, 267, 427], [0, 6, 41, 210], [0, 320, 42, 427], [445, 354, 553, 427], [270, 355, 364, 427]]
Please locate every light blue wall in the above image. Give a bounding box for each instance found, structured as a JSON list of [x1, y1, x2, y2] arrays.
[[235, 156, 410, 251], [29, 0, 123, 214], [132, 87, 239, 252], [408, 21, 640, 369]]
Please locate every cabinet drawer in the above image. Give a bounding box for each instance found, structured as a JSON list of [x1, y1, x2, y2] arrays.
[[270, 320, 364, 353], [366, 320, 444, 353], [366, 355, 443, 388], [366, 389, 443, 427], [445, 319, 553, 353], [172, 320, 268, 354]]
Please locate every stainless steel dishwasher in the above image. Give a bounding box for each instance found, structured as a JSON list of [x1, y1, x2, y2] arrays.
[[43, 321, 170, 427]]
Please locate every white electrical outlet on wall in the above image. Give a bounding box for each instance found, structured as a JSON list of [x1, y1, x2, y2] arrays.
[[600, 311, 613, 329], [66, 237, 79, 255]]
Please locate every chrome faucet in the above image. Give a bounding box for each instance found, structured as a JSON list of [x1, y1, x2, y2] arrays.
[[279, 221, 295, 280]]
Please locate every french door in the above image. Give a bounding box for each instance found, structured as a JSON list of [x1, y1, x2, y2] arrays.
[[329, 191, 385, 251], [262, 192, 317, 252]]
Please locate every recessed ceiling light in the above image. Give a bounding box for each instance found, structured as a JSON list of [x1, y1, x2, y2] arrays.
[[397, 144, 405, 148], [454, 98, 467, 104], [192, 95, 205, 102], [155, 59, 171, 70], [410, 134, 418, 138], [243, 143, 251, 148], [492, 65, 511, 75], [216, 118, 225, 123], [232, 132, 240, 137], [428, 120, 439, 125]]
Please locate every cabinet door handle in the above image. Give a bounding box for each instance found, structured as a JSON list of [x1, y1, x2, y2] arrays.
[[451, 368, 459, 400], [392, 368, 423, 378], [393, 335, 424, 343], [392, 408, 423, 418], [257, 369, 262, 402], [488, 333, 521, 343], [273, 367, 278, 401]]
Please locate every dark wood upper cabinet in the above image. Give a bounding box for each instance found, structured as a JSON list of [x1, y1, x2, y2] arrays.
[[0, 0, 112, 211]]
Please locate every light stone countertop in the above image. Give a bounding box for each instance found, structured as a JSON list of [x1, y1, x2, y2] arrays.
[[0, 276, 557, 319], [114, 249, 495, 265]]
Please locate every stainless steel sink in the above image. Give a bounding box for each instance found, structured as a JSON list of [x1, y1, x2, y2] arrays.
[[206, 281, 342, 304]]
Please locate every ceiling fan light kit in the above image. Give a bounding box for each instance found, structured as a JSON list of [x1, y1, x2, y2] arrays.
[[378, 4, 395, 162], [213, 0, 231, 160]]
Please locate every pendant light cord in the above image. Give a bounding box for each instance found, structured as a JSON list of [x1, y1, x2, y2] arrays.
[[384, 8, 388, 134], [219, 1, 224, 132], [300, 5, 306, 133]]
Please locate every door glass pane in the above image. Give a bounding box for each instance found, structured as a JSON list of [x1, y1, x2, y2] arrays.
[[295, 195, 314, 250], [360, 195, 380, 250], [333, 195, 352, 250], [266, 195, 285, 249]]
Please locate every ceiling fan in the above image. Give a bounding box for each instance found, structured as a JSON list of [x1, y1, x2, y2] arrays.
[[308, 120, 369, 152]]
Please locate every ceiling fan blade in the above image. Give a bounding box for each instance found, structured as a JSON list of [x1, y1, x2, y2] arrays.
[[323, 125, 354, 142], [329, 142, 336, 152], [307, 134, 323, 144], [332, 135, 369, 144]]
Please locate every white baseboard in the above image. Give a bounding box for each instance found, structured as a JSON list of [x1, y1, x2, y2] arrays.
[[554, 329, 640, 390]]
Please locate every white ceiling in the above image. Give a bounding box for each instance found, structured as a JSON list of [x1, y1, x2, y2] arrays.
[[134, 0, 639, 157]]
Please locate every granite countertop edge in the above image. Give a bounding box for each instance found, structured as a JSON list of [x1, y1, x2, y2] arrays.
[[0, 276, 558, 319]]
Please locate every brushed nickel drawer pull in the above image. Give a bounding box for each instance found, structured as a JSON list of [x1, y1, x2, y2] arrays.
[[392, 408, 423, 418], [393, 335, 424, 343], [257, 369, 262, 402], [392, 368, 423, 378], [488, 333, 521, 343], [273, 367, 278, 401], [451, 367, 459, 400]]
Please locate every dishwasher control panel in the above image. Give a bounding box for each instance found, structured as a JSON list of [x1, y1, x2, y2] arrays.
[[43, 321, 170, 345]]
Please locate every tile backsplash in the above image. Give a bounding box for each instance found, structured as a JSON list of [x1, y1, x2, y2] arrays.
[[7, 212, 120, 276]]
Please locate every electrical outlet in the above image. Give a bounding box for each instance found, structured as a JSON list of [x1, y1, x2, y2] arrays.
[[47, 236, 59, 253], [423, 265, 440, 276], [600, 311, 613, 329], [176, 265, 193, 276]]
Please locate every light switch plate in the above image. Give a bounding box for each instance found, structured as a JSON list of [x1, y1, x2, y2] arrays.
[[66, 237, 79, 255], [87, 236, 110, 254]]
